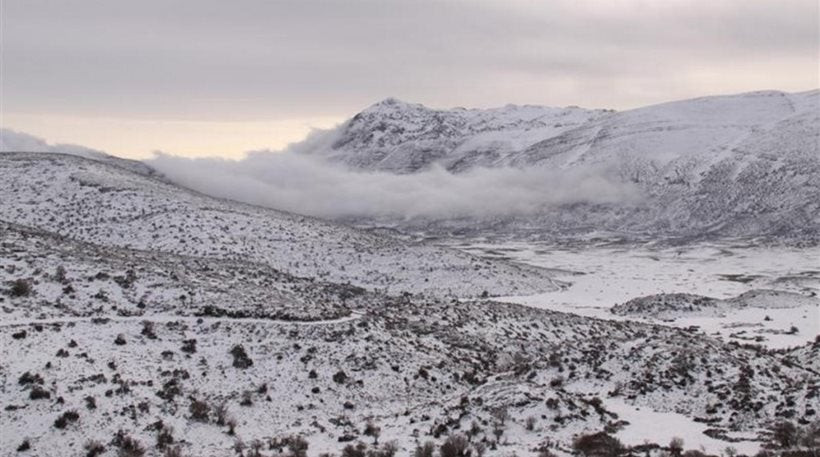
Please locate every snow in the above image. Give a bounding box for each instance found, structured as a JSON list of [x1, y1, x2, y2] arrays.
[[606, 398, 760, 456], [456, 241, 820, 349]]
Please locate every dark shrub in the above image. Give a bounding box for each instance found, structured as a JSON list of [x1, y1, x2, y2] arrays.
[[333, 370, 348, 384], [54, 410, 80, 429], [364, 421, 381, 444], [141, 321, 157, 339], [181, 339, 197, 354], [84, 440, 105, 457], [18, 372, 43, 385], [116, 435, 146, 457], [10, 279, 32, 297], [440, 434, 470, 457], [230, 345, 253, 369], [285, 435, 309, 457], [55, 265, 67, 283], [29, 385, 51, 400], [163, 446, 183, 457], [157, 378, 181, 402], [370, 442, 398, 457], [157, 423, 174, 449], [189, 399, 210, 422], [17, 439, 30, 452], [772, 421, 798, 448], [669, 437, 684, 457], [573, 432, 624, 457], [414, 442, 435, 457], [341, 442, 367, 457]]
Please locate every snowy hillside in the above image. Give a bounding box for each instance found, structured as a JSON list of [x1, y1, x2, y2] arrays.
[[0, 152, 559, 297]]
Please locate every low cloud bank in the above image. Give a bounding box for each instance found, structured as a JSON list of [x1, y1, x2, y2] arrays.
[[2, 127, 640, 219], [0, 128, 107, 158], [148, 129, 640, 220]]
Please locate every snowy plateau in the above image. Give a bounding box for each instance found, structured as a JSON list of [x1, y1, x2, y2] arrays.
[[0, 90, 819, 457]]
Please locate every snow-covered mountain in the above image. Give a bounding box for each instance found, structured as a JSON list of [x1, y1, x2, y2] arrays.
[[319, 98, 612, 173], [317, 90, 820, 241]]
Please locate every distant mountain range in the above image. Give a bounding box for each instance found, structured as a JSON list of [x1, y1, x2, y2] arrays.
[[2, 89, 818, 242]]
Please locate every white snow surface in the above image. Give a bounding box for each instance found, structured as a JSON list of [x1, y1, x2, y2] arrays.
[[458, 240, 820, 349]]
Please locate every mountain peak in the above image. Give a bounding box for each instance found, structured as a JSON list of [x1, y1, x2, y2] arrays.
[[376, 97, 405, 106], [364, 97, 424, 112]]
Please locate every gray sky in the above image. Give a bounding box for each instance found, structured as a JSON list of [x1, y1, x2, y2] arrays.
[[2, 0, 818, 158]]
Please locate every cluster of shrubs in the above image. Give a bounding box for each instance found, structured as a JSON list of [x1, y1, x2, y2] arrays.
[[566, 421, 820, 457], [758, 420, 820, 457], [237, 435, 309, 457], [82, 428, 185, 457]]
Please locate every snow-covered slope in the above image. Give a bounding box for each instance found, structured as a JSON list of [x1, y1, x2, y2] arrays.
[[0, 152, 558, 297], [2, 222, 817, 456], [318, 90, 820, 241]]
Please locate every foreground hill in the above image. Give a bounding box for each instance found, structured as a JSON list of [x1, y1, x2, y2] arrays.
[[0, 152, 558, 297], [2, 221, 818, 456]]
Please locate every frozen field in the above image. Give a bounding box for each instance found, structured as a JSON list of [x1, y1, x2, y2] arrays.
[[458, 241, 819, 349]]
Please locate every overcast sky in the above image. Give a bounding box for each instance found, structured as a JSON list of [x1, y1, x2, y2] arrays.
[[2, 0, 818, 158]]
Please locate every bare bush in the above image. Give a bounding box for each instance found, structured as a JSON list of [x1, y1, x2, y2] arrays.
[[440, 434, 470, 457]]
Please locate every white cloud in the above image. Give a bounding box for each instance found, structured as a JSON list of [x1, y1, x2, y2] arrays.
[[147, 127, 640, 219], [0, 128, 106, 159]]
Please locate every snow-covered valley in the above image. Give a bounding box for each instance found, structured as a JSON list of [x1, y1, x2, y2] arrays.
[[455, 241, 819, 349], [1, 89, 818, 457]]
